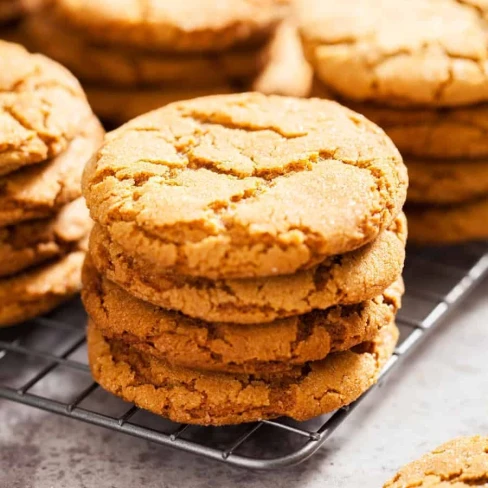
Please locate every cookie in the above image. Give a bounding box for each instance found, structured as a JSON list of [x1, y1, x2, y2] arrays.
[[26, 13, 268, 88], [299, 0, 488, 108], [83, 93, 407, 279], [0, 198, 91, 278], [0, 244, 86, 327], [88, 214, 406, 324], [407, 197, 488, 245], [384, 436, 488, 488], [252, 21, 313, 97], [84, 85, 236, 125], [88, 318, 398, 425], [82, 255, 403, 373], [0, 116, 103, 227], [53, 0, 287, 53], [0, 40, 94, 175], [408, 158, 488, 205]]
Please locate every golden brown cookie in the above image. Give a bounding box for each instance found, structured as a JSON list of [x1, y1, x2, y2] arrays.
[[0, 40, 94, 175], [0, 245, 86, 327], [383, 436, 488, 488], [252, 21, 313, 97], [84, 84, 236, 125], [408, 158, 488, 205], [299, 0, 488, 108], [82, 255, 403, 373], [26, 13, 268, 88], [407, 197, 488, 245], [53, 0, 287, 53], [0, 116, 103, 227], [83, 93, 407, 279], [88, 318, 398, 425], [0, 198, 91, 278], [88, 214, 406, 324]]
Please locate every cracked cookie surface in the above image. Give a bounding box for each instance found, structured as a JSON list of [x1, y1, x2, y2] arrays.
[[88, 215, 406, 324], [83, 93, 407, 279], [0, 40, 94, 175], [0, 244, 86, 327], [82, 256, 403, 373], [408, 158, 488, 204], [0, 116, 104, 227], [384, 436, 488, 488], [0, 198, 91, 277], [407, 196, 488, 244], [26, 13, 268, 88], [299, 0, 488, 108], [53, 0, 287, 53], [88, 318, 398, 425]]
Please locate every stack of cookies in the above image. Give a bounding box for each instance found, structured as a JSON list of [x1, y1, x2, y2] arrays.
[[24, 0, 306, 125], [0, 40, 104, 327], [299, 0, 488, 245], [82, 93, 408, 426]]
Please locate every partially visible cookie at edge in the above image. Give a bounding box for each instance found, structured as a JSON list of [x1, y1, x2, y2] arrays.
[[383, 436, 488, 488]]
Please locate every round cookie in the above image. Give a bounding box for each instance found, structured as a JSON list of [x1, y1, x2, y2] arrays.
[[407, 197, 488, 245], [26, 13, 268, 88], [407, 158, 488, 204], [82, 256, 403, 373], [299, 0, 488, 108], [0, 198, 91, 278], [52, 0, 287, 53], [0, 245, 86, 327], [84, 85, 236, 125], [0, 40, 94, 175], [88, 214, 407, 324], [384, 436, 488, 488], [0, 116, 104, 227], [311, 78, 488, 160], [88, 319, 398, 425], [83, 93, 407, 279]]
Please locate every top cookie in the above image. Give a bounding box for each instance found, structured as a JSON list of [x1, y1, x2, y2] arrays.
[[52, 0, 287, 52], [384, 436, 488, 488], [0, 40, 93, 175], [83, 93, 407, 279], [299, 0, 488, 107]]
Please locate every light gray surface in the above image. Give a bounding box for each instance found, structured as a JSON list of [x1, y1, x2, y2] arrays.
[[1, 277, 487, 488]]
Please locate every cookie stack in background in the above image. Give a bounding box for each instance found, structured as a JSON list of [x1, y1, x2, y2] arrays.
[[25, 0, 311, 126], [0, 40, 104, 327], [81, 93, 408, 425], [298, 0, 488, 245], [0, 0, 41, 25]]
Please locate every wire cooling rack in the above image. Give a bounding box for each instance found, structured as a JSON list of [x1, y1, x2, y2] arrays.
[[0, 243, 487, 470]]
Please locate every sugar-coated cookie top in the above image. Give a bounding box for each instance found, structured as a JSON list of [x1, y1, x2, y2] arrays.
[[299, 0, 488, 107]]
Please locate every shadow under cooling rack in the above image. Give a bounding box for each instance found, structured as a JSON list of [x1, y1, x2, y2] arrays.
[[0, 243, 487, 470]]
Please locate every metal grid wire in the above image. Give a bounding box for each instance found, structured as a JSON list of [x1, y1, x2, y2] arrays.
[[0, 243, 487, 470]]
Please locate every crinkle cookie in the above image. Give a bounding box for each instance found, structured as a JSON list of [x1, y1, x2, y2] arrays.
[[52, 0, 287, 52], [0, 40, 94, 175], [82, 256, 403, 373], [0, 198, 91, 278], [407, 158, 488, 204], [0, 244, 86, 327], [299, 0, 488, 107], [88, 214, 406, 324], [83, 93, 407, 279], [0, 116, 103, 227], [383, 436, 488, 488], [88, 318, 398, 425], [407, 197, 488, 245]]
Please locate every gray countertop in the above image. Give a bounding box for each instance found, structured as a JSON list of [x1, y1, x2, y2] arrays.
[[1, 277, 487, 488]]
